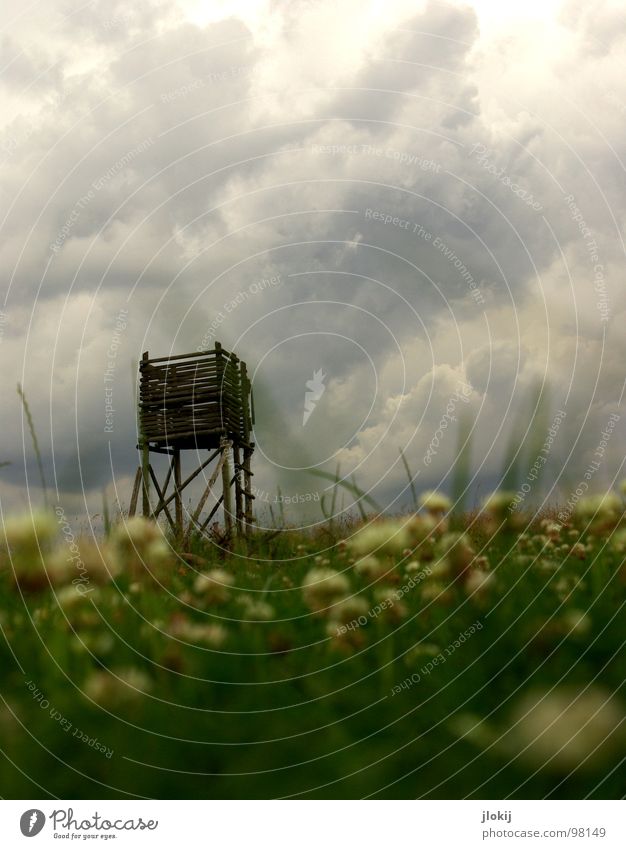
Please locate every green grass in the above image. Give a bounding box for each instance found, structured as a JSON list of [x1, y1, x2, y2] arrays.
[[0, 502, 625, 799]]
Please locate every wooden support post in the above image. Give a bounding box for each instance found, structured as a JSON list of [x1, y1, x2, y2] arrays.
[[141, 445, 150, 517], [140, 352, 151, 517], [233, 443, 243, 536], [214, 341, 224, 430], [198, 494, 224, 533], [240, 361, 254, 532], [243, 447, 254, 529], [173, 449, 183, 538], [239, 361, 253, 533], [129, 467, 142, 517], [221, 438, 233, 534], [151, 454, 175, 519], [197, 469, 241, 536], [148, 465, 176, 534], [187, 449, 228, 538], [151, 449, 221, 517]]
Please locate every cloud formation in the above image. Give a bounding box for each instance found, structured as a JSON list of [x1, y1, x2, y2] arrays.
[[1, 0, 625, 525]]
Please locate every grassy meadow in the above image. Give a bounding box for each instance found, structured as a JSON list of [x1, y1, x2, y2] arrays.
[[1, 488, 625, 799]]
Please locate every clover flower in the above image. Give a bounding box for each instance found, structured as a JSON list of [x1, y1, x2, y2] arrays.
[[1, 511, 57, 552], [574, 492, 623, 522], [9, 547, 68, 593], [237, 594, 275, 621], [110, 518, 172, 579], [404, 514, 440, 559], [193, 569, 235, 604], [464, 569, 493, 600], [302, 567, 350, 613], [372, 587, 408, 622], [83, 667, 152, 707], [354, 555, 391, 581], [327, 595, 369, 625], [348, 520, 411, 557], [541, 521, 562, 540], [2, 511, 60, 592], [482, 491, 518, 516], [418, 490, 452, 515], [55, 585, 100, 613], [504, 686, 625, 771], [46, 539, 120, 589], [437, 532, 475, 577], [427, 557, 452, 581], [168, 615, 228, 647], [325, 620, 366, 653], [481, 491, 529, 532], [611, 529, 626, 552]]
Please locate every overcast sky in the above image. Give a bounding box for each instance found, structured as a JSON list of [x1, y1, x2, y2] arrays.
[[1, 0, 625, 527]]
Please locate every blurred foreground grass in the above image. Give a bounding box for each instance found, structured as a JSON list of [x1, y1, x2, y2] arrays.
[[0, 490, 625, 799]]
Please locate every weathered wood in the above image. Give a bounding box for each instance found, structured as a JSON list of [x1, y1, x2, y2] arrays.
[[136, 342, 254, 538], [141, 352, 151, 517], [148, 464, 176, 534], [152, 448, 221, 516], [158, 454, 176, 509], [129, 467, 142, 517], [188, 448, 227, 529], [142, 348, 221, 364], [221, 439, 233, 534], [243, 447, 254, 529], [173, 450, 183, 536], [233, 443, 243, 535], [198, 494, 224, 533]]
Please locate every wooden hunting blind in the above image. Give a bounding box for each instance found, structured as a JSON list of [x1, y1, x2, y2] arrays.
[[129, 342, 255, 537]]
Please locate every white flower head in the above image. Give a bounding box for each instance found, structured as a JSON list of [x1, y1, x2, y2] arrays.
[[194, 569, 235, 603], [506, 686, 625, 771], [302, 567, 349, 612], [348, 520, 411, 557], [354, 555, 390, 581], [111, 518, 172, 578], [574, 492, 623, 521], [418, 490, 452, 514], [482, 491, 518, 517], [2, 511, 57, 552]]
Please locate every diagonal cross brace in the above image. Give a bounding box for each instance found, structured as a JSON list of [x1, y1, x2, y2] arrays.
[[189, 448, 228, 527], [151, 448, 221, 517]]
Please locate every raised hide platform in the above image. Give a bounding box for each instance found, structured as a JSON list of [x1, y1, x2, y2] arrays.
[[129, 342, 255, 539]]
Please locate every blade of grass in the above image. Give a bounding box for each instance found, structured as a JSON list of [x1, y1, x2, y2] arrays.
[[102, 487, 111, 536], [310, 469, 381, 519], [16, 383, 48, 508], [276, 486, 286, 525], [329, 462, 340, 518], [399, 447, 418, 510]]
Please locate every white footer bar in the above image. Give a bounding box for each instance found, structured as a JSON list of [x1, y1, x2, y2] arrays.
[[0, 800, 624, 847]]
